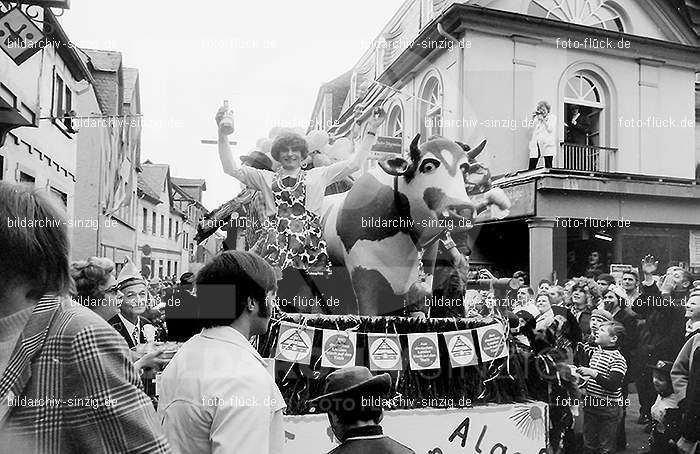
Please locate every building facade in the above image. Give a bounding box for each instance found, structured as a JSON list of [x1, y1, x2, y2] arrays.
[[171, 177, 217, 273], [137, 162, 188, 280], [0, 9, 91, 219], [310, 0, 700, 284], [71, 49, 142, 266]]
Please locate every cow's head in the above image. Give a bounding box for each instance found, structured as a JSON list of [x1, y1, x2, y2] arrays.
[[379, 134, 484, 234]]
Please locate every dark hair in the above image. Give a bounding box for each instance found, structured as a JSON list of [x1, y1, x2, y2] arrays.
[[597, 273, 615, 285], [179, 271, 195, 285], [70, 257, 115, 303], [270, 133, 309, 161], [193, 251, 276, 329], [538, 279, 552, 286], [622, 270, 639, 281], [335, 406, 382, 426], [535, 291, 551, 302], [0, 182, 72, 299], [325, 393, 383, 426]]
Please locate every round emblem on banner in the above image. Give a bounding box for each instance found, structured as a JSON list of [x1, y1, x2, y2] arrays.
[[324, 334, 354, 367], [370, 337, 400, 369], [480, 328, 505, 358], [447, 334, 475, 365], [279, 328, 312, 362], [410, 336, 438, 367]]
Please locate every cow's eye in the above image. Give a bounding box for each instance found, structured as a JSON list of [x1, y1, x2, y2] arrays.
[[460, 163, 469, 174], [419, 159, 440, 173]]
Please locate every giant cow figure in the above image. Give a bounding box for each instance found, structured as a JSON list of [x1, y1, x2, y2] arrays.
[[321, 134, 509, 315]]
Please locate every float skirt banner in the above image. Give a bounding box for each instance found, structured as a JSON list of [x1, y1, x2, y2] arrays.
[[367, 334, 402, 371], [283, 403, 548, 454], [443, 330, 478, 368], [407, 332, 440, 370], [475, 323, 508, 362], [276, 321, 314, 365], [320, 330, 357, 368]]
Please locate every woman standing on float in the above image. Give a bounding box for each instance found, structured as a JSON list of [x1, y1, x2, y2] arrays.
[[215, 105, 385, 306]]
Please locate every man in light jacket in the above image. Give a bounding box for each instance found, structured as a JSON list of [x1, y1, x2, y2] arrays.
[[157, 251, 285, 454]]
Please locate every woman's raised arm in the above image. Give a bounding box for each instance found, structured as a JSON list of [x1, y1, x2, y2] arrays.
[[348, 107, 386, 172]]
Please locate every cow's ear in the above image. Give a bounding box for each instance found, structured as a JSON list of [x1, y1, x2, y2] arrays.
[[378, 157, 410, 176]]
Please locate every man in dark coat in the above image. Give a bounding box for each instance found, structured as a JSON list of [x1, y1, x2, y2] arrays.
[[108, 258, 154, 349], [634, 260, 691, 425], [672, 284, 700, 454], [311, 366, 414, 454], [566, 104, 590, 145]]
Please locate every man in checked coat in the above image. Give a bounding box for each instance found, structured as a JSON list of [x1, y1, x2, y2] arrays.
[[0, 182, 170, 453]]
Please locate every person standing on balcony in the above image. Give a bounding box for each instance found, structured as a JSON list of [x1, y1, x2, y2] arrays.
[[528, 100, 557, 170], [566, 105, 590, 146]]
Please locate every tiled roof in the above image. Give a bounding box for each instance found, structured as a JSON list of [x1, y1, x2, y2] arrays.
[[80, 48, 123, 116], [140, 163, 169, 200], [82, 48, 122, 72], [122, 67, 139, 105], [171, 177, 207, 190], [137, 173, 161, 202]]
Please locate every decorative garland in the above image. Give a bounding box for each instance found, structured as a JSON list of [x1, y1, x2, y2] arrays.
[[257, 312, 533, 415]]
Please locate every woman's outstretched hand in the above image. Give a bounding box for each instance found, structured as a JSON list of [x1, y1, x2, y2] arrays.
[[215, 106, 229, 135]]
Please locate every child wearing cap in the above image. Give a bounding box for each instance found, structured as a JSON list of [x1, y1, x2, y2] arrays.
[[576, 321, 627, 454], [647, 360, 682, 454]]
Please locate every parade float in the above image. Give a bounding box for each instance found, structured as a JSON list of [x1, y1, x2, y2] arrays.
[[258, 313, 550, 454], [200, 126, 558, 453]]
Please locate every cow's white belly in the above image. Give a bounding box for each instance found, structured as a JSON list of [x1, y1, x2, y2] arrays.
[[345, 234, 420, 295]]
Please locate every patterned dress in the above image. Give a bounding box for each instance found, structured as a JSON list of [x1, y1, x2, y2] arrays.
[[251, 170, 330, 278]]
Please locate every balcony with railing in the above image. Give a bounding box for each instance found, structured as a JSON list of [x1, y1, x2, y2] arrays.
[[556, 142, 618, 172]]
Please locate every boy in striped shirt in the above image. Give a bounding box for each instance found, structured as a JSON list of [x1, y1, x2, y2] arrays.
[[576, 321, 628, 454]]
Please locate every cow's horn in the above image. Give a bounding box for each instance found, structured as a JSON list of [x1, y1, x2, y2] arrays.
[[466, 139, 487, 160], [409, 134, 421, 162]]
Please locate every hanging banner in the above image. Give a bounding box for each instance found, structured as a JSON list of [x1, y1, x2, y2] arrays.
[[369, 135, 403, 160], [443, 330, 478, 368], [283, 404, 548, 454], [321, 330, 357, 368], [0, 8, 47, 65], [407, 332, 440, 370], [367, 334, 402, 371], [475, 323, 507, 362], [276, 322, 314, 365]]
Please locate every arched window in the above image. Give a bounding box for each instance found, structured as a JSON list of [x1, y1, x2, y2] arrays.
[[565, 74, 603, 106], [419, 75, 442, 139], [387, 104, 403, 140], [528, 0, 624, 32], [563, 72, 607, 148], [560, 68, 615, 170]]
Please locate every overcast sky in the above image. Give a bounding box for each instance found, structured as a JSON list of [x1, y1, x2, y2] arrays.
[[60, 0, 404, 208]]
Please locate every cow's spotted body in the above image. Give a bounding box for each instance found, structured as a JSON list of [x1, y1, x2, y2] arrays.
[[321, 136, 479, 315]]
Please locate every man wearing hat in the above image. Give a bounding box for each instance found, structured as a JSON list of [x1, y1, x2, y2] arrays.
[[109, 257, 154, 349], [310, 366, 414, 454]]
